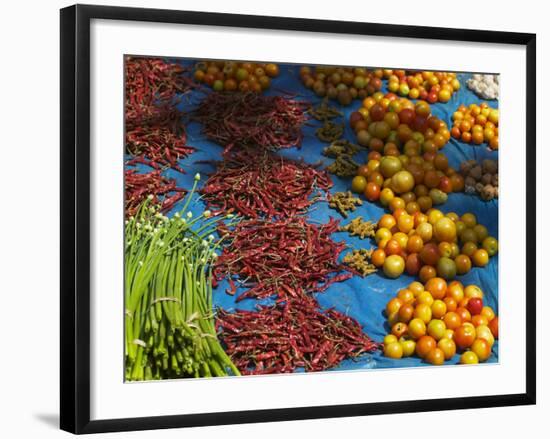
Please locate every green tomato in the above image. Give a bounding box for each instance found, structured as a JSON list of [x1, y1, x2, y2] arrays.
[[482, 236, 499, 256]]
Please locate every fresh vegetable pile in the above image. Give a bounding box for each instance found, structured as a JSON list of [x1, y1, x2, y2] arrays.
[[450, 102, 499, 150], [201, 150, 332, 218], [299, 66, 383, 105], [466, 74, 499, 100], [216, 296, 379, 374], [461, 159, 499, 201], [125, 56, 196, 171], [382, 278, 498, 365], [193, 60, 280, 93], [371, 209, 498, 280], [384, 70, 460, 103], [213, 217, 352, 301], [125, 168, 186, 217], [194, 92, 309, 154], [124, 180, 239, 380]]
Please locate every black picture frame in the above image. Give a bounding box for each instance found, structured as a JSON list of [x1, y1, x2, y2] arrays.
[[60, 4, 536, 434]]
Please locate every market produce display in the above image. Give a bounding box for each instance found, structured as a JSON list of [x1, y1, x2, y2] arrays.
[[382, 279, 498, 365], [124, 56, 499, 379]]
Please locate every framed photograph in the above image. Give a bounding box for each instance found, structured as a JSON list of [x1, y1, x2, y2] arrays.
[[60, 4, 536, 434]]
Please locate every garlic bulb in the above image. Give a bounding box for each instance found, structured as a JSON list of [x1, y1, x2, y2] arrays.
[[466, 74, 499, 100]]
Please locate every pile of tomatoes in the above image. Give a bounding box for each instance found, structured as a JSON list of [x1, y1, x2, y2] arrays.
[[382, 70, 460, 103], [350, 97, 451, 157], [351, 151, 465, 210], [299, 66, 382, 106], [450, 103, 499, 150], [371, 209, 498, 280], [193, 60, 280, 93], [383, 279, 499, 365]]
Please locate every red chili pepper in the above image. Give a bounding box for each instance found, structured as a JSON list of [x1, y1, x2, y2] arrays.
[[194, 92, 310, 154], [125, 56, 197, 172], [216, 297, 379, 375], [124, 168, 186, 217]]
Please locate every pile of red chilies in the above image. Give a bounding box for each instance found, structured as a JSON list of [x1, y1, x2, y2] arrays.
[[213, 217, 352, 301], [125, 56, 196, 172], [125, 168, 186, 217], [201, 150, 332, 218], [194, 92, 309, 154], [216, 296, 380, 374]]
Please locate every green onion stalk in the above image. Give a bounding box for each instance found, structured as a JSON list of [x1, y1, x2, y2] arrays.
[[125, 173, 240, 380]]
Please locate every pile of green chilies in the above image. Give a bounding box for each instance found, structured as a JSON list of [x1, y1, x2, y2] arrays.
[[125, 175, 240, 380]]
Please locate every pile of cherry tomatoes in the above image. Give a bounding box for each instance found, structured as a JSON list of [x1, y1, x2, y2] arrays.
[[299, 66, 383, 106], [350, 97, 451, 156], [351, 151, 465, 210], [370, 209, 498, 280], [450, 103, 499, 150], [194, 60, 280, 93], [383, 70, 460, 103], [383, 279, 499, 365]]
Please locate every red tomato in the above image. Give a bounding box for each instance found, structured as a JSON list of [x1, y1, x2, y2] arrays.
[[405, 253, 422, 276], [364, 182, 381, 201], [467, 298, 483, 315], [420, 243, 441, 266], [399, 108, 415, 125]]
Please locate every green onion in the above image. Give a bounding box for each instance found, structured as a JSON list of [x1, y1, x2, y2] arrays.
[[125, 180, 239, 380]]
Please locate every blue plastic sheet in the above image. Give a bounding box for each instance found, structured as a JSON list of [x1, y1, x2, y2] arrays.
[[128, 61, 498, 371]]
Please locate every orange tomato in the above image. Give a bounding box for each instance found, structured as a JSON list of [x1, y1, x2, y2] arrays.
[[488, 316, 499, 338], [416, 335, 437, 358], [425, 347, 445, 365], [391, 322, 409, 338], [407, 235, 424, 253], [398, 303, 415, 323], [379, 214, 397, 230], [456, 306, 472, 323], [385, 239, 402, 256], [454, 324, 476, 349], [471, 338, 491, 362], [443, 296, 458, 312], [371, 248, 386, 267], [446, 281, 464, 301], [364, 182, 381, 201], [386, 297, 403, 315], [443, 311, 462, 330], [425, 277, 447, 300], [455, 254, 472, 275], [472, 315, 489, 327], [481, 306, 496, 322]]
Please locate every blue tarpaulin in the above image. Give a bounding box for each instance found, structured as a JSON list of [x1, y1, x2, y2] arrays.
[[127, 61, 498, 371]]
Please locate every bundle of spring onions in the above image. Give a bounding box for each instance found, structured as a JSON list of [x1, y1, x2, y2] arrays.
[[125, 174, 240, 380]]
